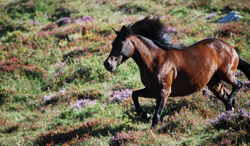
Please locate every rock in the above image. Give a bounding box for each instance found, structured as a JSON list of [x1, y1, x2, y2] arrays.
[[217, 11, 243, 23]]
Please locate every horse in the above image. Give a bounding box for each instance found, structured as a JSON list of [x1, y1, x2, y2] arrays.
[[103, 16, 250, 128]]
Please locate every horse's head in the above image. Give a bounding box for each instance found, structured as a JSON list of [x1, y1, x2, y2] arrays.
[[104, 25, 135, 72]]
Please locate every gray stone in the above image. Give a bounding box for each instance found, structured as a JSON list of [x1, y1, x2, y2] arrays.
[[217, 11, 243, 23]]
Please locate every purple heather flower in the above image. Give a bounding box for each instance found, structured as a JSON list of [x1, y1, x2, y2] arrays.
[[244, 80, 250, 89], [57, 17, 71, 26], [19, 20, 23, 24], [238, 108, 245, 115], [210, 108, 250, 126], [13, 57, 19, 62], [166, 26, 177, 33], [58, 88, 66, 95], [74, 99, 97, 108], [202, 87, 214, 99], [109, 131, 135, 146], [235, 71, 243, 77], [59, 17, 71, 23], [226, 110, 234, 116], [55, 61, 66, 69], [244, 81, 250, 84], [237, 108, 249, 117], [74, 16, 94, 23], [31, 20, 41, 25], [109, 89, 132, 103], [43, 93, 56, 101], [83, 16, 93, 21]]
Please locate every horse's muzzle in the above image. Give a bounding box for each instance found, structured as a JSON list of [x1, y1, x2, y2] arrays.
[[104, 60, 116, 72]]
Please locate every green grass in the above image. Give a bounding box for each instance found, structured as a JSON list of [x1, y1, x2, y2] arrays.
[[1, 0, 250, 145]]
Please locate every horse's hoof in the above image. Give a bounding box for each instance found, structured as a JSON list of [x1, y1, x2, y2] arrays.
[[141, 112, 151, 119], [232, 107, 234, 112]]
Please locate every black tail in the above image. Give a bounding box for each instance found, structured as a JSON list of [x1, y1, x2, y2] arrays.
[[237, 57, 250, 80]]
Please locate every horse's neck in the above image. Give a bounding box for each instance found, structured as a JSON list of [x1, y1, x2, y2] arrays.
[[129, 36, 157, 72]]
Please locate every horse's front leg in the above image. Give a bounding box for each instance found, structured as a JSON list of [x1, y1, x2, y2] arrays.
[[132, 88, 154, 119], [151, 71, 172, 129], [151, 89, 170, 129]]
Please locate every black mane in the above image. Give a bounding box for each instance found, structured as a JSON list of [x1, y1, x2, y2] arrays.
[[128, 16, 183, 50]]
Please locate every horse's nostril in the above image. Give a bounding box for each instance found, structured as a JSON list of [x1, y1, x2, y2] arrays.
[[104, 61, 111, 69]]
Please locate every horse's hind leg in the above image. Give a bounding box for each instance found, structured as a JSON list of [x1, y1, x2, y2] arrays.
[[225, 79, 242, 111], [132, 88, 154, 119], [214, 70, 243, 110], [207, 74, 228, 109], [218, 66, 243, 110]]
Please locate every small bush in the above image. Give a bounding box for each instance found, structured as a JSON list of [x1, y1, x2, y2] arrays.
[[50, 7, 71, 21], [188, 0, 213, 10], [215, 22, 250, 39], [115, 1, 153, 15], [0, 57, 47, 79], [42, 22, 57, 31], [22, 63, 48, 79], [160, 106, 206, 133], [43, 61, 107, 91], [2, 31, 24, 44], [109, 89, 132, 104], [110, 131, 140, 146], [35, 118, 100, 145], [210, 108, 250, 131], [38, 23, 86, 40]]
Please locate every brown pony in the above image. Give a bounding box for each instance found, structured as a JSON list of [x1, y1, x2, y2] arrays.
[[104, 16, 250, 128]]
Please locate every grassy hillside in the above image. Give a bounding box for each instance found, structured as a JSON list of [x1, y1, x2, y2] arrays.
[[1, 0, 250, 145]]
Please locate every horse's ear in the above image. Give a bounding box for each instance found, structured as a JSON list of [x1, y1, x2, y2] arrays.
[[111, 27, 119, 34], [120, 25, 131, 37]]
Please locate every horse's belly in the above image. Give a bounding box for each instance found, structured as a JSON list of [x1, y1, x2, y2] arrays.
[[170, 81, 207, 97], [170, 70, 214, 97], [170, 85, 204, 97]]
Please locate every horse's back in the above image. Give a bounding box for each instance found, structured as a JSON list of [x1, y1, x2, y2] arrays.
[[183, 38, 238, 70]]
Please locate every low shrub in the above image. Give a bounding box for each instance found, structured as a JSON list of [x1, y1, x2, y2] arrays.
[[210, 108, 250, 131], [38, 23, 86, 40], [109, 89, 132, 104], [215, 22, 250, 39], [35, 118, 100, 145], [0, 57, 47, 79], [160, 106, 206, 133]]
